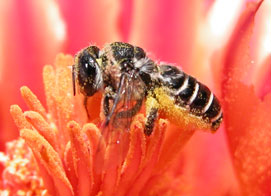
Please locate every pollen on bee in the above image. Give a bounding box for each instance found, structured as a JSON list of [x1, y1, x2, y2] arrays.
[[153, 87, 211, 131]]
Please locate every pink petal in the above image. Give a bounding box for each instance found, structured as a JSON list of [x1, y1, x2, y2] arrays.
[[222, 1, 271, 195], [20, 128, 73, 196], [0, 1, 65, 148], [67, 121, 93, 196], [57, 0, 121, 53], [129, 0, 201, 70]]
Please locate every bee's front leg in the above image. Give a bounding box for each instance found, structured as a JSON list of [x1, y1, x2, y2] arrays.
[[103, 86, 116, 117], [144, 96, 159, 136]]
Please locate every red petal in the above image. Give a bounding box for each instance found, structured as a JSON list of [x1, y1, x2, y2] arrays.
[[117, 0, 133, 41], [255, 56, 271, 98], [10, 105, 32, 130], [24, 111, 58, 151], [20, 86, 47, 119], [100, 130, 127, 195], [43, 65, 58, 122], [67, 121, 93, 196], [127, 118, 165, 196], [130, 0, 200, 70], [0, 0, 65, 148], [57, 0, 121, 53], [222, 1, 264, 83], [83, 123, 105, 195], [20, 128, 73, 196], [117, 117, 146, 196], [222, 1, 271, 195], [64, 142, 78, 192], [155, 123, 194, 172]]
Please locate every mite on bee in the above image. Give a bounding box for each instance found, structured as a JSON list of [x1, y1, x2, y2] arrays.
[[72, 42, 223, 136]]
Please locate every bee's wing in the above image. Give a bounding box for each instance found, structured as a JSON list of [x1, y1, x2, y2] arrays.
[[96, 74, 143, 170], [110, 73, 144, 131]]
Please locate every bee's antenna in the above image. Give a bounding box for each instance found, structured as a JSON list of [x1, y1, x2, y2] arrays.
[[72, 65, 76, 96]]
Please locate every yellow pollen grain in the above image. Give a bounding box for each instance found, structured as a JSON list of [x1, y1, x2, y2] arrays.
[[97, 58, 102, 66]]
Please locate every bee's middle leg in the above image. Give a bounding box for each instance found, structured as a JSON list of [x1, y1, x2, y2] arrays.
[[103, 94, 113, 117], [115, 97, 143, 119], [144, 96, 159, 136]]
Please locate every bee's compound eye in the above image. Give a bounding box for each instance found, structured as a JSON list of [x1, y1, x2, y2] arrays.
[[77, 51, 102, 96], [81, 55, 97, 76]]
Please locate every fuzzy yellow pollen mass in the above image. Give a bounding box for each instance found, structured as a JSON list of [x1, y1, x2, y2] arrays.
[[153, 87, 212, 132]]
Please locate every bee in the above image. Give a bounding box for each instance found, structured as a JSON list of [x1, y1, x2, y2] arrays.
[[72, 42, 223, 136]]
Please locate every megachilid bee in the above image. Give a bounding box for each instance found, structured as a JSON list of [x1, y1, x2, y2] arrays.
[[72, 42, 223, 136]]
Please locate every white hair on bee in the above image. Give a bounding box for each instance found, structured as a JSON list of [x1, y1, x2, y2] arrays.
[[94, 62, 103, 90]]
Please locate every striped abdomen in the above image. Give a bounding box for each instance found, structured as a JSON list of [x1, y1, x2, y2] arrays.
[[159, 65, 223, 131]]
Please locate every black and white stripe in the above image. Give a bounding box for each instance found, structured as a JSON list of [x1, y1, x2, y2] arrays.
[[159, 64, 222, 131]]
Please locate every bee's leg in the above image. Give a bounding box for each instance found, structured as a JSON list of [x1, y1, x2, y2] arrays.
[[103, 93, 114, 117], [113, 97, 143, 129], [115, 97, 143, 119], [84, 96, 90, 119], [144, 96, 159, 136]]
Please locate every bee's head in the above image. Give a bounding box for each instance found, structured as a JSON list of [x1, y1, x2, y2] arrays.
[[73, 46, 102, 96]]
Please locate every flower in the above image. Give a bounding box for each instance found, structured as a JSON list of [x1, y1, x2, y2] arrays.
[[0, 0, 270, 195], [220, 1, 271, 195], [4, 54, 196, 195], [0, 139, 49, 195]]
